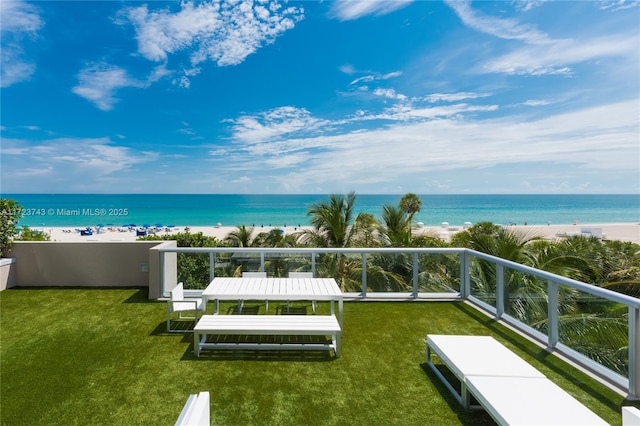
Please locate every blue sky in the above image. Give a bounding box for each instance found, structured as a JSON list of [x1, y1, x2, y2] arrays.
[[1, 0, 639, 194]]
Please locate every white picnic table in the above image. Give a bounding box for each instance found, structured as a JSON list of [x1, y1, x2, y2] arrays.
[[202, 277, 344, 325]]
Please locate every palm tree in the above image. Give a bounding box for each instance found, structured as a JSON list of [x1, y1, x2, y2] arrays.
[[305, 192, 367, 291], [399, 193, 422, 223], [223, 225, 255, 247], [306, 192, 358, 248], [378, 204, 411, 247], [352, 212, 379, 247]]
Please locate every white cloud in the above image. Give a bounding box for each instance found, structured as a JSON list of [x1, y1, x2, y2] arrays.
[[482, 33, 637, 76], [352, 102, 498, 122], [0, 0, 43, 87], [598, 0, 640, 10], [75, 1, 304, 105], [340, 64, 356, 74], [328, 0, 414, 21], [446, 1, 638, 77], [510, 0, 548, 11], [523, 99, 552, 107], [12, 166, 53, 177], [445, 0, 552, 45], [349, 70, 402, 86], [373, 88, 407, 101], [227, 106, 332, 144], [424, 92, 491, 103], [121, 0, 303, 85], [2, 136, 162, 192], [214, 98, 638, 193], [72, 63, 142, 111]]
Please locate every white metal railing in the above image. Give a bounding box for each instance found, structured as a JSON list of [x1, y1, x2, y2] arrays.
[[157, 246, 640, 399]]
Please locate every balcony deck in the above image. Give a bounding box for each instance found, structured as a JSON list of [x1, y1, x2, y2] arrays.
[[0, 287, 631, 425]]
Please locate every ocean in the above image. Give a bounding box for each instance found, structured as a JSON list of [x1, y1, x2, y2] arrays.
[[3, 194, 639, 228]]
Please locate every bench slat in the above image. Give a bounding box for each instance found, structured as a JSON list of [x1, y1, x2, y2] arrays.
[[195, 316, 340, 333]]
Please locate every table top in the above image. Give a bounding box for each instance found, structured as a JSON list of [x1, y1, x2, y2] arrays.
[[427, 334, 544, 379], [203, 277, 343, 301], [466, 375, 607, 425]]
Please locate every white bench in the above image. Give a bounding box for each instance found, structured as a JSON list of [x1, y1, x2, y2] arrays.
[[426, 334, 607, 425], [194, 315, 341, 358], [175, 391, 210, 426]]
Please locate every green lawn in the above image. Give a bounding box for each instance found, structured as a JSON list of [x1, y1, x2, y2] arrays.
[[0, 288, 629, 425]]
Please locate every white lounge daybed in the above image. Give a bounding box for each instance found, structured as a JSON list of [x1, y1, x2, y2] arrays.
[[175, 391, 209, 426], [426, 334, 607, 425]]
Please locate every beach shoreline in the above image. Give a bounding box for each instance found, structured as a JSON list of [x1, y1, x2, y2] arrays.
[[36, 222, 640, 244]]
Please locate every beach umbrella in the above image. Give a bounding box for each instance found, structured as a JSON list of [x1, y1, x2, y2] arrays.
[[143, 224, 150, 228]]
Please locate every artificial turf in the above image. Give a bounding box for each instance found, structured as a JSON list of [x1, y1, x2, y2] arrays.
[[0, 288, 629, 425]]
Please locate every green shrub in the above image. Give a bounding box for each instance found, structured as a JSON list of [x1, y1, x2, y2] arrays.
[[0, 199, 23, 257]]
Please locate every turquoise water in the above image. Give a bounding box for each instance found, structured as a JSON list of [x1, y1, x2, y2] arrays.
[[3, 194, 639, 228]]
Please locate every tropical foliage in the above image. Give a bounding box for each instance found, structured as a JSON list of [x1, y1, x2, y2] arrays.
[[0, 198, 23, 257], [15, 226, 51, 241]]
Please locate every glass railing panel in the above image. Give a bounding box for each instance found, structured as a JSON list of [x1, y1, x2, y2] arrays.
[[468, 256, 497, 305], [263, 253, 312, 277], [365, 252, 413, 293], [556, 288, 629, 376], [417, 253, 461, 293], [503, 269, 548, 330], [312, 252, 363, 292], [177, 252, 211, 290], [227, 251, 261, 274], [211, 251, 234, 277]]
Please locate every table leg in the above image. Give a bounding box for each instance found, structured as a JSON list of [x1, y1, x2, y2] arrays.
[[461, 382, 470, 410]]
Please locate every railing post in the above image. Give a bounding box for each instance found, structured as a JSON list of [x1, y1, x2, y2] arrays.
[[209, 253, 215, 282], [260, 251, 265, 272], [629, 306, 640, 399], [496, 264, 504, 318], [547, 280, 559, 349], [311, 252, 316, 276], [412, 252, 419, 298], [461, 251, 470, 299], [361, 253, 367, 297]]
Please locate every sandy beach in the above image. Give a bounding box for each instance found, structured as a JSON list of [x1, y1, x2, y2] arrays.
[[40, 222, 640, 244]]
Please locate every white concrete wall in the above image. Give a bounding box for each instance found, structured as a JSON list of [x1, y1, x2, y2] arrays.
[[7, 241, 177, 299], [0, 258, 16, 290]]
